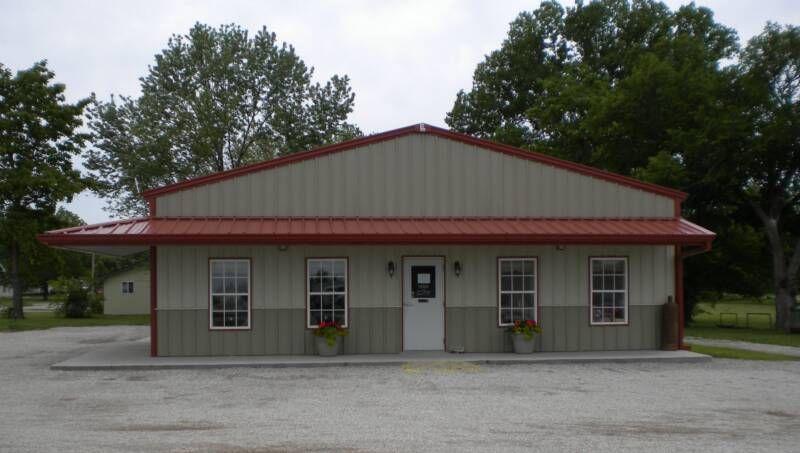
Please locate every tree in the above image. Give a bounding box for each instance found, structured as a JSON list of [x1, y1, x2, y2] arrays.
[[0, 61, 91, 319], [448, 1, 739, 165], [87, 23, 361, 217], [730, 24, 800, 330], [446, 0, 773, 321], [23, 208, 88, 300], [0, 209, 105, 302]]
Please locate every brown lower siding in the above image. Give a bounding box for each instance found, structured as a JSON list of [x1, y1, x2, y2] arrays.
[[157, 305, 661, 356]]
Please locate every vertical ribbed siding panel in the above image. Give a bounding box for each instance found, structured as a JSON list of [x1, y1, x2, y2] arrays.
[[343, 148, 357, 217], [235, 175, 247, 215], [274, 166, 286, 215], [167, 247, 180, 310], [275, 245, 292, 309], [316, 155, 330, 217], [653, 246, 667, 305], [291, 246, 306, 309], [452, 138, 466, 217], [489, 150, 503, 216], [513, 154, 526, 216], [500, 154, 513, 216], [371, 142, 383, 216], [154, 134, 677, 218]]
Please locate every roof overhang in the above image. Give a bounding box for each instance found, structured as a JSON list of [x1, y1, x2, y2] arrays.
[[38, 217, 715, 256]]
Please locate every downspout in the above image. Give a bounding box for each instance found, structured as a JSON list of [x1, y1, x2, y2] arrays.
[[676, 242, 712, 350], [675, 245, 686, 349], [149, 197, 158, 357]]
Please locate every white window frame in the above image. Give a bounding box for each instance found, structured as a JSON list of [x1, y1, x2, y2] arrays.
[[497, 257, 538, 327], [589, 257, 629, 325], [306, 258, 348, 328], [208, 258, 251, 330], [121, 281, 134, 295]]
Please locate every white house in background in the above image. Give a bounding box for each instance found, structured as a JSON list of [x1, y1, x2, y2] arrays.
[[0, 264, 12, 298], [102, 267, 150, 315]]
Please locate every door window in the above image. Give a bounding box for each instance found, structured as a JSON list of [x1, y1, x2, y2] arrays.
[[411, 265, 436, 298]]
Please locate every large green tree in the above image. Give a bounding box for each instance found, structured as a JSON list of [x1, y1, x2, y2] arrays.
[[724, 24, 800, 330], [0, 61, 91, 319], [0, 208, 88, 300], [446, 0, 778, 321], [87, 23, 361, 217]]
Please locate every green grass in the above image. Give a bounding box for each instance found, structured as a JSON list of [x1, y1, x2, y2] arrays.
[[689, 344, 798, 361], [686, 296, 800, 347], [685, 326, 800, 347], [0, 295, 52, 307], [0, 312, 149, 332]]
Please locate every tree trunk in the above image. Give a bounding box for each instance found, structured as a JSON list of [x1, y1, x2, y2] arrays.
[[9, 240, 24, 320], [41, 282, 49, 301], [754, 205, 798, 332], [775, 287, 794, 332]]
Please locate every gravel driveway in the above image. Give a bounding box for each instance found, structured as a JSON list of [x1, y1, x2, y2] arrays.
[[1, 327, 799, 452]]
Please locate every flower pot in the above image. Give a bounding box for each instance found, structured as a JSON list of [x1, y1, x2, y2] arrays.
[[511, 333, 537, 354], [315, 335, 340, 356]]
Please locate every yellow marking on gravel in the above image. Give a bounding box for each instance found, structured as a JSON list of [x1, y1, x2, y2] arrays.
[[401, 361, 481, 374]]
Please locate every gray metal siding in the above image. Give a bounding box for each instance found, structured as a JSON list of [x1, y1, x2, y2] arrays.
[[156, 244, 673, 356], [157, 245, 673, 310], [155, 135, 675, 218], [157, 305, 660, 355], [444, 306, 662, 353], [157, 308, 401, 356]]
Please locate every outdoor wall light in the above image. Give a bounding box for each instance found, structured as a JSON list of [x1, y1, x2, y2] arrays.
[[454, 261, 462, 277], [387, 260, 395, 277]]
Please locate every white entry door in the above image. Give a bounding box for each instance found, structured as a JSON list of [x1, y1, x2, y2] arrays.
[[403, 257, 445, 351]]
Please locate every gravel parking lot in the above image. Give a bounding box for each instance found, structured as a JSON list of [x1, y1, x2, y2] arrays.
[[0, 327, 798, 452]]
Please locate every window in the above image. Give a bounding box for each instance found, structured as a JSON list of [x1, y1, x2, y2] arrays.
[[209, 259, 250, 330], [498, 258, 537, 326], [307, 258, 348, 328], [590, 257, 628, 325], [121, 281, 134, 294]]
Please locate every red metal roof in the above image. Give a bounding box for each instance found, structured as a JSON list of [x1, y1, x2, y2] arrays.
[[38, 217, 714, 247], [141, 124, 688, 201]]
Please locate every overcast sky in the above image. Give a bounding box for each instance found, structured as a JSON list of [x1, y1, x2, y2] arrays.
[[2, 0, 799, 224]]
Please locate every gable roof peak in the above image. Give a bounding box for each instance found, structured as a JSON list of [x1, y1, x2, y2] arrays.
[[142, 123, 687, 201]]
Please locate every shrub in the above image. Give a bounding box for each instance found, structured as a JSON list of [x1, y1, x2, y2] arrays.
[[51, 278, 91, 318], [89, 293, 104, 315]]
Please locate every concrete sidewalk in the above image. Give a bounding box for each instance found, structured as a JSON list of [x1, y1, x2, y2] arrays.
[[51, 340, 710, 370]]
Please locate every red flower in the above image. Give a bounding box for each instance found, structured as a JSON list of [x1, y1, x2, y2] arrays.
[[526, 320, 534, 327], [514, 320, 521, 327]]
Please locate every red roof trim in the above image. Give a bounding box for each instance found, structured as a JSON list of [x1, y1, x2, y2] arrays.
[[141, 123, 688, 201], [38, 216, 714, 247]]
